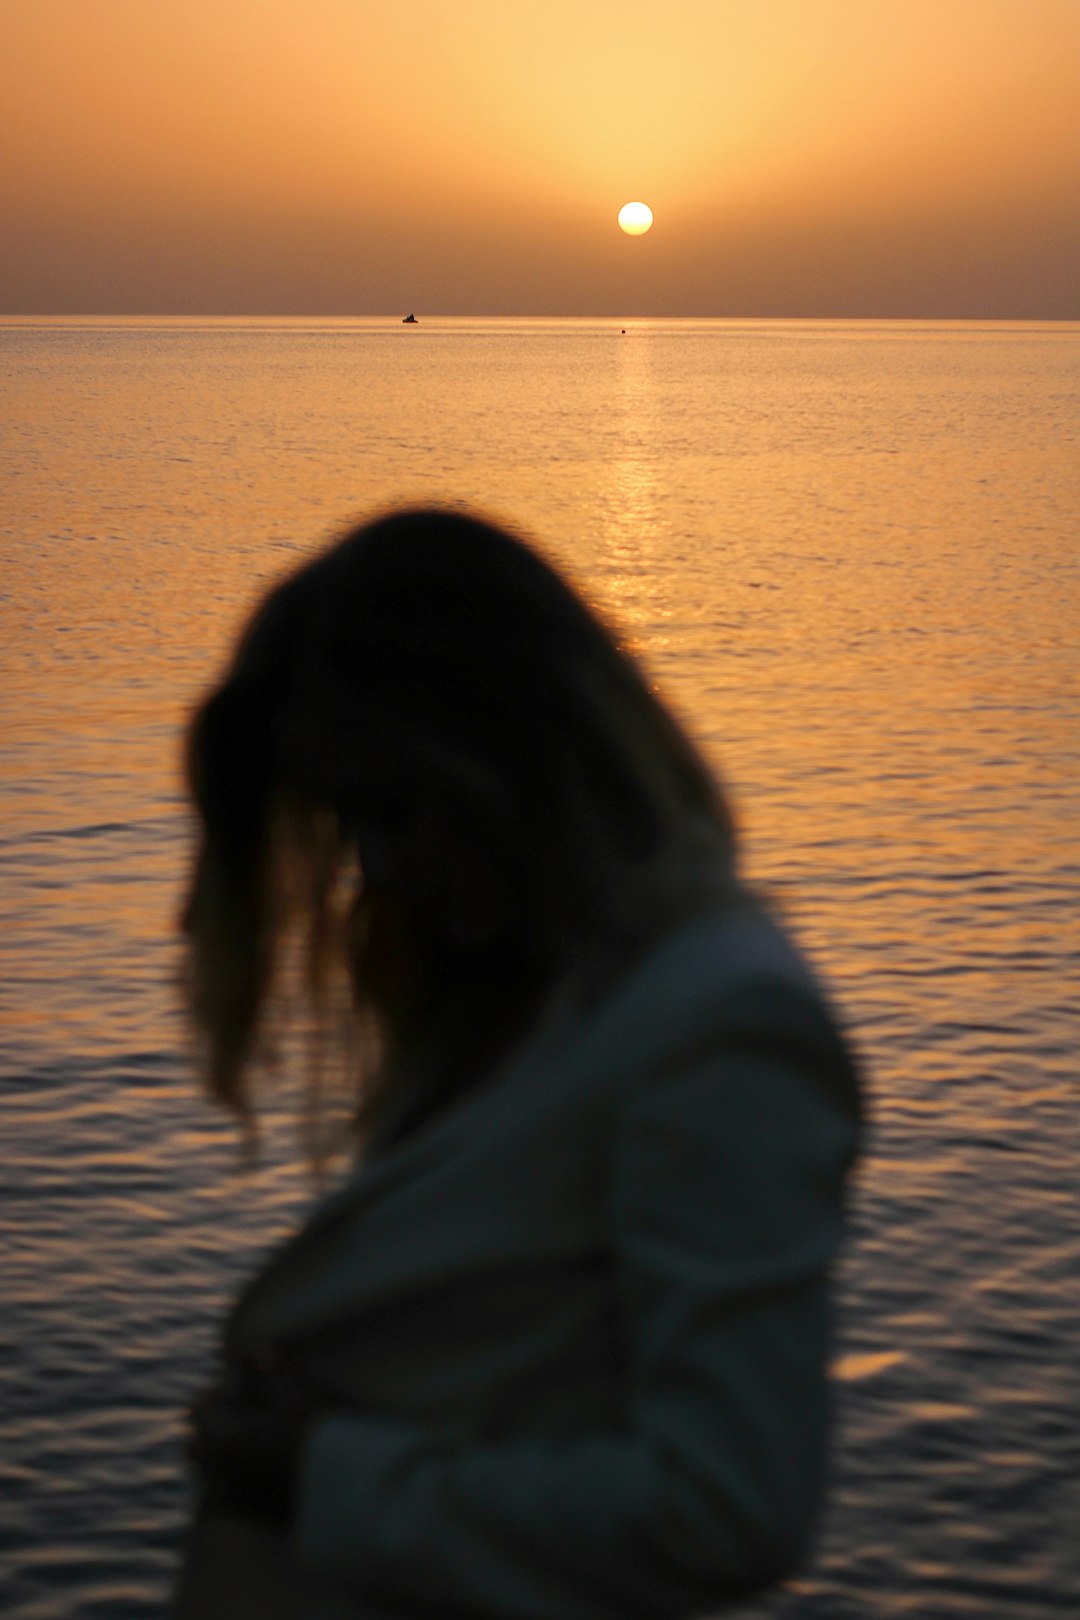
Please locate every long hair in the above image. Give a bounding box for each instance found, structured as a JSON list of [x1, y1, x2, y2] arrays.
[[181, 507, 736, 1156]]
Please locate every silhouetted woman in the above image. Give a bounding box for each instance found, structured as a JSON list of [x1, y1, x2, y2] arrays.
[[175, 507, 860, 1620]]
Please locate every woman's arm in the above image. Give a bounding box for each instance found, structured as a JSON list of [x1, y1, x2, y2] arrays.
[[293, 984, 859, 1620]]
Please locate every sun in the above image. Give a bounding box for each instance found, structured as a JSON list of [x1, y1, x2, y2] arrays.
[[618, 201, 653, 236]]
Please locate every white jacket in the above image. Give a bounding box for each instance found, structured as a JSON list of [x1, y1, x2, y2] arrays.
[[175, 898, 860, 1620]]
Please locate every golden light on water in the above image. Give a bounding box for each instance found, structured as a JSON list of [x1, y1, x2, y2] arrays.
[[617, 201, 653, 236]]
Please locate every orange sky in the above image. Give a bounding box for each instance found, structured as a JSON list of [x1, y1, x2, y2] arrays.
[[2, 0, 1077, 316]]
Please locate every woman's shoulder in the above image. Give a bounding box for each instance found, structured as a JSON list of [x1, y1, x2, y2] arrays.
[[573, 887, 861, 1120], [649, 888, 817, 989], [602, 887, 830, 1033]]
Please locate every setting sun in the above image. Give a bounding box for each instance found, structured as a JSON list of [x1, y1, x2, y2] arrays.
[[617, 201, 654, 236], [0, 1, 1075, 316]]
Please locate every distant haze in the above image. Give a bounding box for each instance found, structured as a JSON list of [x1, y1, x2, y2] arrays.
[[3, 0, 1078, 318]]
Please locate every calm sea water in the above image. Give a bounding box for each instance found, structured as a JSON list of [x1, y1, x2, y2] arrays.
[[1, 318, 1077, 1618]]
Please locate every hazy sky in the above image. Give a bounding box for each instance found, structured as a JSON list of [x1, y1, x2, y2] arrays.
[[3, 0, 1078, 316]]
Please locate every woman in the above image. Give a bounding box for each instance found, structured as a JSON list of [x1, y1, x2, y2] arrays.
[[176, 507, 861, 1619]]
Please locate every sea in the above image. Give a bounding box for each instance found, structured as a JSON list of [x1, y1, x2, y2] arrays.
[[1, 317, 1077, 1618]]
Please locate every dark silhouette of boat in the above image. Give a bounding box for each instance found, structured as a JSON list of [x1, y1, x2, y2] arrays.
[[402, 312, 418, 324]]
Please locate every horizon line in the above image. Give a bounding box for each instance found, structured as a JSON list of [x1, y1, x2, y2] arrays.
[[3, 311, 1079, 325]]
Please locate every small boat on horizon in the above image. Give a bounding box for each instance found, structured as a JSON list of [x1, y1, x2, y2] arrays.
[[402, 312, 418, 324]]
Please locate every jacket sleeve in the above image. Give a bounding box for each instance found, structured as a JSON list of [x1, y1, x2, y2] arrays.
[[293, 983, 859, 1620]]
